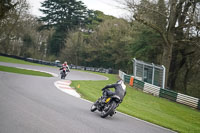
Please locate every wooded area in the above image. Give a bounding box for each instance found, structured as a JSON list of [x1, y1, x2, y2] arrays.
[[0, 0, 199, 98]]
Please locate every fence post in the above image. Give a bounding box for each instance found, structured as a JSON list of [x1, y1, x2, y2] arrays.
[[152, 63, 155, 85], [162, 65, 166, 89], [133, 58, 137, 77], [142, 63, 144, 81]]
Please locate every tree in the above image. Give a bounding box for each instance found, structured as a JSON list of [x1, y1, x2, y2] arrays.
[[19, 13, 53, 59], [0, 0, 29, 54], [130, 22, 163, 64], [121, 0, 200, 89], [39, 0, 95, 56], [84, 18, 135, 71], [60, 31, 85, 65], [0, 0, 18, 20], [85, 10, 115, 30]]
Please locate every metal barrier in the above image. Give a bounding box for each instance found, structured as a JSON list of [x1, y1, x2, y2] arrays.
[[198, 100, 200, 110], [133, 79, 144, 90], [144, 83, 160, 96], [132, 58, 165, 89], [159, 89, 178, 102], [119, 70, 125, 81], [176, 93, 199, 108], [119, 70, 200, 110], [124, 75, 131, 83]]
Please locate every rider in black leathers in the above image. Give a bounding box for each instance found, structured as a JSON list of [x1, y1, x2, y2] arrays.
[[102, 80, 126, 101]]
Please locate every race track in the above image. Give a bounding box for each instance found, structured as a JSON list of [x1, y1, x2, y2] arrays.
[[0, 62, 175, 133]]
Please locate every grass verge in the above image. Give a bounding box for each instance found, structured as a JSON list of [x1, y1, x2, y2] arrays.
[[0, 56, 54, 67], [71, 72, 200, 133], [0, 65, 52, 77]]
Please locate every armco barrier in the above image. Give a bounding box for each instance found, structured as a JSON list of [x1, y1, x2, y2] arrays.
[[198, 100, 200, 110], [124, 74, 131, 83], [159, 88, 178, 102], [176, 93, 199, 108], [118, 70, 200, 110], [143, 83, 160, 96], [0, 53, 26, 60], [133, 79, 144, 90], [119, 70, 125, 81]]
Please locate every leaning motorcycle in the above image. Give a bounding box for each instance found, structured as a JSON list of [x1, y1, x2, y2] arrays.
[[90, 90, 122, 118]]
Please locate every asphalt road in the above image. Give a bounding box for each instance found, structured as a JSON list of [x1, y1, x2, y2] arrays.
[[0, 62, 175, 133]]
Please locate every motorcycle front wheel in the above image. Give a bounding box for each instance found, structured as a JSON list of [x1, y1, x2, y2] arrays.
[[61, 72, 66, 79], [90, 104, 97, 112], [101, 101, 117, 118], [61, 74, 64, 79]]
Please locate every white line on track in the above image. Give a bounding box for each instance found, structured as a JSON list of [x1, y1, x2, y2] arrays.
[[54, 80, 80, 98]]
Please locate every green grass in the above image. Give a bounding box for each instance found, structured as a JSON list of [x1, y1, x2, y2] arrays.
[[0, 56, 53, 67], [0, 65, 53, 77], [71, 72, 200, 133]]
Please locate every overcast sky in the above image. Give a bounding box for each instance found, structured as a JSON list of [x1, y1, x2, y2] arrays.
[[27, 0, 129, 18]]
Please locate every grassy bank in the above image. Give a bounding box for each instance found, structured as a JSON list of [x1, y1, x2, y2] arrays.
[[0, 56, 52, 67], [0, 65, 52, 77], [71, 73, 200, 133]]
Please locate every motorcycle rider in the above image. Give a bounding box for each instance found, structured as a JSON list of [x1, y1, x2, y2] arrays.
[[59, 61, 70, 78], [60, 61, 70, 72], [91, 79, 126, 117], [102, 79, 126, 102]]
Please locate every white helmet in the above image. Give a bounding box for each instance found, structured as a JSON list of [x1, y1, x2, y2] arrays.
[[117, 80, 126, 90]]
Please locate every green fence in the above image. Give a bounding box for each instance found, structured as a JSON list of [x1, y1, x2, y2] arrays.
[[198, 100, 200, 110], [159, 88, 178, 102], [124, 75, 131, 83], [123, 74, 145, 90], [133, 79, 145, 90]]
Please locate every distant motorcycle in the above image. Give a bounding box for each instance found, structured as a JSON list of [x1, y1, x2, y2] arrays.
[[90, 89, 122, 118], [60, 67, 69, 79]]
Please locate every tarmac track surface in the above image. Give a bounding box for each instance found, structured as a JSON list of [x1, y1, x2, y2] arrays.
[[0, 62, 175, 133]]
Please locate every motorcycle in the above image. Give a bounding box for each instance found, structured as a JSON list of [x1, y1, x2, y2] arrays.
[[90, 90, 122, 118], [60, 67, 69, 79]]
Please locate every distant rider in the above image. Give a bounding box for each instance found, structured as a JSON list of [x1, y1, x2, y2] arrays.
[[60, 61, 70, 72], [102, 79, 126, 102]]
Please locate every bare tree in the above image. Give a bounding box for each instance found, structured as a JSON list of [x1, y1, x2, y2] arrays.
[[0, 0, 18, 20], [120, 0, 200, 88], [0, 0, 29, 54]]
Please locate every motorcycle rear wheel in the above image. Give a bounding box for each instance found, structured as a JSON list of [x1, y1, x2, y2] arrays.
[[101, 101, 116, 118]]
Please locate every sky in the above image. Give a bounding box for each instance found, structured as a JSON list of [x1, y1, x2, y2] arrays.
[[27, 0, 129, 18]]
